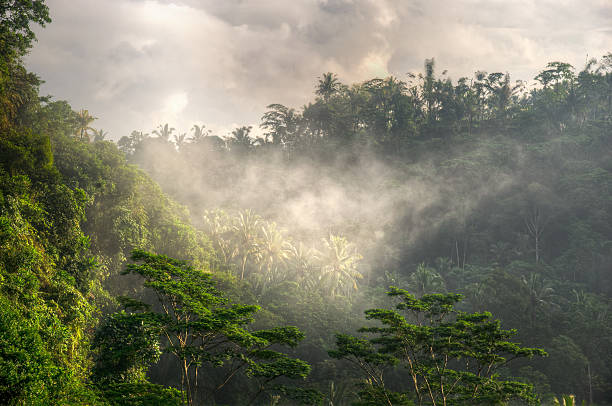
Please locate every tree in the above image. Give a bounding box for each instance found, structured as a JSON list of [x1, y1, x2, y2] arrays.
[[0, 130, 101, 404], [191, 124, 211, 142], [93, 310, 164, 384], [152, 123, 174, 142], [118, 130, 148, 156], [92, 309, 183, 406], [202, 209, 235, 269], [0, 0, 50, 58], [232, 209, 261, 280], [328, 334, 400, 406], [535, 62, 574, 89], [361, 76, 412, 143], [484, 73, 522, 123], [253, 221, 292, 292], [119, 250, 314, 405], [0, 61, 41, 130], [408, 262, 445, 297], [454, 77, 476, 136], [473, 70, 487, 121], [241, 327, 318, 405], [261, 104, 300, 146], [330, 288, 547, 406], [316, 72, 341, 101], [317, 234, 363, 297], [74, 109, 96, 141], [91, 128, 108, 142], [173, 132, 188, 149], [520, 272, 556, 329], [422, 58, 437, 123], [228, 125, 254, 153], [553, 394, 586, 406], [288, 242, 317, 288]]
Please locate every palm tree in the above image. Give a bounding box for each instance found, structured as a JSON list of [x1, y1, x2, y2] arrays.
[[191, 124, 210, 143], [74, 109, 96, 141], [553, 394, 585, 406], [464, 282, 490, 312], [473, 70, 488, 121], [485, 73, 523, 122], [408, 263, 445, 298], [228, 126, 253, 152], [317, 234, 362, 297], [260, 104, 300, 145], [152, 123, 175, 142], [362, 76, 408, 139], [232, 210, 261, 280], [420, 58, 436, 122], [253, 222, 293, 291], [91, 128, 108, 142], [289, 242, 317, 288], [189, 125, 226, 152], [488, 242, 512, 266], [521, 272, 556, 328], [173, 132, 188, 149], [202, 209, 234, 269], [316, 72, 341, 101]]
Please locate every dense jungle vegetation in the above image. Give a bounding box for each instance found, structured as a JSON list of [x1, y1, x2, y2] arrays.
[[1, 2, 611, 405]]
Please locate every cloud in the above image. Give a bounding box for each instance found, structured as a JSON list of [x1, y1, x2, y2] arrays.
[[25, 0, 611, 140]]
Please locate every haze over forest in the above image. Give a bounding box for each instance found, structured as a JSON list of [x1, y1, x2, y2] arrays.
[[1, 1, 612, 406]]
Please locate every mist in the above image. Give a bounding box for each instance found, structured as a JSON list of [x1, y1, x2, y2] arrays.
[[126, 110, 522, 282], [4, 0, 612, 402]]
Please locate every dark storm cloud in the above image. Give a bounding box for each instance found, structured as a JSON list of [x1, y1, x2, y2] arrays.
[[25, 0, 612, 140]]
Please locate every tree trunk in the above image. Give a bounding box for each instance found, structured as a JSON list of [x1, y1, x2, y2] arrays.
[[588, 362, 593, 405]]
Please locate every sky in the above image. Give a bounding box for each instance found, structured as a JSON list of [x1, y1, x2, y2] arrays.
[[26, 0, 612, 141]]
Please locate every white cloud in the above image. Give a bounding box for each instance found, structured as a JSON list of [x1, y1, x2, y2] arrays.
[[25, 0, 612, 140]]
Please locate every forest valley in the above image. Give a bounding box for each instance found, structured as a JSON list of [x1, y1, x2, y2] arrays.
[[1, 2, 612, 405]]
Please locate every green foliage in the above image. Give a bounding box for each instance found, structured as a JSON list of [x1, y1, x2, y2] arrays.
[[99, 382, 182, 406], [113, 249, 315, 405], [331, 288, 547, 405], [0, 0, 50, 57], [203, 209, 363, 299], [2, 0, 612, 401], [92, 312, 163, 384], [0, 127, 53, 175], [0, 0, 49, 129], [0, 294, 56, 403], [0, 131, 98, 404]]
